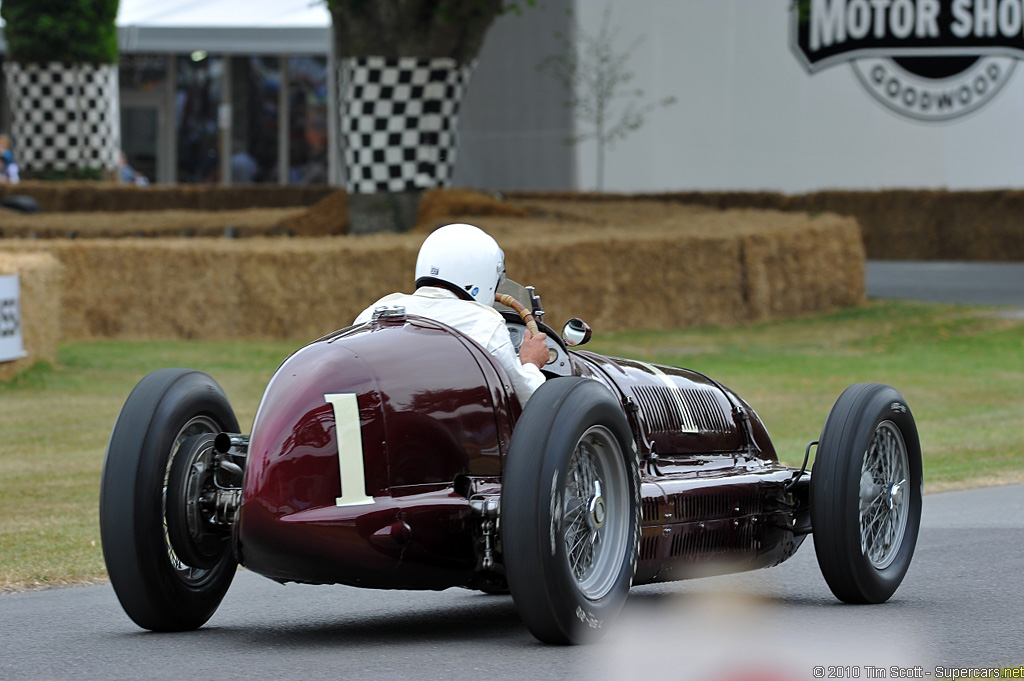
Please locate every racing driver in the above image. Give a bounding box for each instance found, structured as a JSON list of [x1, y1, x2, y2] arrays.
[[354, 223, 549, 405]]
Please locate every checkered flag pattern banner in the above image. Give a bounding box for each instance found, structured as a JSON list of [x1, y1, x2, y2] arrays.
[[338, 56, 476, 194], [3, 62, 121, 174]]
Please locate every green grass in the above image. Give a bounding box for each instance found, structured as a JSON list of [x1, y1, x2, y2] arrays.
[[0, 339, 296, 591], [1, 301, 1021, 590]]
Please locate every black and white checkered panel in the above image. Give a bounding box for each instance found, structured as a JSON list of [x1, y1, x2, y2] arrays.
[[338, 56, 476, 194], [3, 62, 121, 174]]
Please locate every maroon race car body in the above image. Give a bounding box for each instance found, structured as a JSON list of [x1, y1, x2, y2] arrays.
[[237, 310, 803, 590], [99, 284, 923, 644]]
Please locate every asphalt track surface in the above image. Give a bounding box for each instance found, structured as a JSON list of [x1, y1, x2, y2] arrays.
[[865, 261, 1024, 309], [1, 484, 1021, 681]]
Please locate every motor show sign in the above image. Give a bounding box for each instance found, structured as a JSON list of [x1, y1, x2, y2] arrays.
[[791, 0, 1024, 120], [0, 275, 27, 363]]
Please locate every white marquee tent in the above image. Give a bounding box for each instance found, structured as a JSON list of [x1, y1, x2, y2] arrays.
[[0, 0, 332, 55], [116, 0, 331, 54]]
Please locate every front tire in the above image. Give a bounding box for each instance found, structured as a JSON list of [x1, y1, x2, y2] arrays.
[[99, 369, 240, 631], [811, 383, 922, 604], [502, 378, 640, 645]]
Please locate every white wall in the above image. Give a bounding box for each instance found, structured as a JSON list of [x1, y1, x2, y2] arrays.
[[573, 0, 1024, 193], [455, 0, 577, 191]]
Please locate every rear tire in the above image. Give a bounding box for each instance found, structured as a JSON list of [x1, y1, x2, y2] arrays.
[[811, 383, 922, 603], [99, 369, 240, 631], [502, 378, 640, 644]]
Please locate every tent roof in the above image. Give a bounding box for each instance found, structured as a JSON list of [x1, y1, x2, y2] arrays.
[[118, 0, 331, 29], [118, 0, 331, 54], [1, 0, 332, 55]]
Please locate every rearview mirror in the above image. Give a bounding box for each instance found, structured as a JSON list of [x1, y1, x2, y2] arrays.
[[562, 318, 592, 347]]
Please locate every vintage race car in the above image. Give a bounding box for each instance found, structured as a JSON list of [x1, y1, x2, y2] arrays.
[[99, 281, 922, 645]]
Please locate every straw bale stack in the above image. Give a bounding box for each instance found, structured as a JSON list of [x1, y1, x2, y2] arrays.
[[739, 213, 865, 322], [0, 181, 330, 212], [1, 200, 864, 340], [4, 237, 418, 340], [274, 187, 531, 238], [7, 182, 1024, 259], [0, 251, 61, 380], [277, 190, 349, 237], [510, 189, 1024, 261], [0, 207, 306, 239]]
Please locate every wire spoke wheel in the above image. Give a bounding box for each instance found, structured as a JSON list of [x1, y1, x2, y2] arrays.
[[562, 426, 629, 601], [502, 378, 640, 645], [811, 383, 922, 604], [858, 421, 909, 570]]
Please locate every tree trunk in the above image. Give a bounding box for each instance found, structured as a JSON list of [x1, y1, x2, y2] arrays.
[[347, 190, 423, 235], [329, 0, 502, 234]]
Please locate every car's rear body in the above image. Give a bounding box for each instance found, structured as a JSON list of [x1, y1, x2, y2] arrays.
[[235, 312, 809, 590]]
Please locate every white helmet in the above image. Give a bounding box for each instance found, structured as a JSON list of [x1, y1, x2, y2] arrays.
[[414, 223, 506, 304]]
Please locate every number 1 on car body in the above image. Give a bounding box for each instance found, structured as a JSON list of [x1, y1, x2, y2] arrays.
[[324, 393, 373, 507]]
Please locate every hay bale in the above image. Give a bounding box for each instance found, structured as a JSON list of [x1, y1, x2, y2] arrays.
[[47, 240, 250, 339], [1, 201, 864, 340], [277, 190, 349, 237], [510, 189, 1024, 261], [0, 181, 332, 213], [0, 207, 306, 239], [0, 187, 530, 240], [2, 237, 419, 340], [234, 237, 418, 338], [0, 252, 61, 380], [415, 188, 529, 232], [503, 232, 744, 332], [259, 187, 532, 238], [486, 200, 864, 330], [740, 213, 865, 322]]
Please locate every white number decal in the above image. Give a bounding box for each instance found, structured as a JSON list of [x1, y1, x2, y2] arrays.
[[324, 393, 373, 507]]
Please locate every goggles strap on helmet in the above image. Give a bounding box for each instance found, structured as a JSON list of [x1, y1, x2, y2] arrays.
[[415, 276, 476, 302]]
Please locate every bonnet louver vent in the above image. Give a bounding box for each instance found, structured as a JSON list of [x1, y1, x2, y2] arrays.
[[631, 386, 731, 434]]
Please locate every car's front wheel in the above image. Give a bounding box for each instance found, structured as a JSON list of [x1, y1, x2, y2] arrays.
[[502, 377, 640, 645], [811, 383, 922, 603]]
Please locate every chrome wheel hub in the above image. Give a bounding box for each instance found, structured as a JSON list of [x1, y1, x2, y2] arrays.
[[587, 481, 606, 532]]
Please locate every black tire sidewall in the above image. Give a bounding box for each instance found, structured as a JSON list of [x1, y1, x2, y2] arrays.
[[811, 383, 922, 603], [100, 369, 239, 631], [503, 378, 639, 644]]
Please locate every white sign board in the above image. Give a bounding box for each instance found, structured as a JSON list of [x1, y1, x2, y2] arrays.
[[0, 275, 28, 363]]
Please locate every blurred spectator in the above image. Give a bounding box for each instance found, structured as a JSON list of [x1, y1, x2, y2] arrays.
[[0, 134, 20, 184], [231, 149, 259, 183], [119, 151, 149, 186]]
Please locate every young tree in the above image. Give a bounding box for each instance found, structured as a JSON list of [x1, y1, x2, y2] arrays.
[[327, 0, 507, 234], [1, 0, 121, 180], [539, 6, 676, 191]]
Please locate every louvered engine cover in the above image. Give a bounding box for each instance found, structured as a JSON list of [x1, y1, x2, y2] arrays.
[[575, 352, 774, 459]]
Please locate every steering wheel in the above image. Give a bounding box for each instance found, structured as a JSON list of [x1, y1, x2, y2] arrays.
[[496, 292, 574, 376], [495, 293, 540, 336]]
